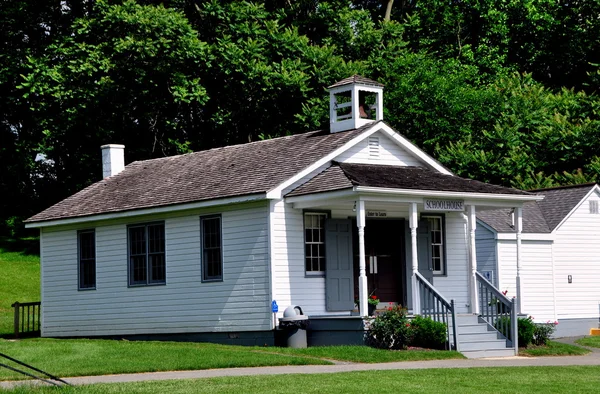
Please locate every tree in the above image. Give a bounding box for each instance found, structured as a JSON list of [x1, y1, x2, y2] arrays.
[[19, 0, 211, 208]]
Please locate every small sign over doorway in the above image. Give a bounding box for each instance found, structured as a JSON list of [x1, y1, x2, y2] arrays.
[[366, 210, 387, 218]]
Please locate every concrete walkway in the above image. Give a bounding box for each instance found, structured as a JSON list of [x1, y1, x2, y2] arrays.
[[2, 338, 600, 389]]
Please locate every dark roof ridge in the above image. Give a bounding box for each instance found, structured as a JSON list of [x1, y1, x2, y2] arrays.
[[529, 183, 597, 193]]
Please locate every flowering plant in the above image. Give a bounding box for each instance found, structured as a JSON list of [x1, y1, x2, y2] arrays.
[[368, 295, 380, 306]]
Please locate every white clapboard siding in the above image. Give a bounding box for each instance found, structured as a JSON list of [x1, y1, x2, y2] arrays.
[[553, 189, 600, 319], [432, 213, 470, 313], [40, 202, 271, 337], [497, 240, 555, 322], [476, 225, 498, 286], [334, 131, 424, 166], [271, 200, 347, 316]]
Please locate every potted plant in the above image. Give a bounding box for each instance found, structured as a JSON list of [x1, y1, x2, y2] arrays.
[[354, 292, 380, 315], [368, 294, 380, 315]]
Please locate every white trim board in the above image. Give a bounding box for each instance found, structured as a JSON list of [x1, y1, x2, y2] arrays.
[[551, 184, 600, 233], [25, 193, 266, 229]]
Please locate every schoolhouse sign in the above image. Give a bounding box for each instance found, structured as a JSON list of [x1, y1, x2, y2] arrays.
[[424, 199, 464, 212]]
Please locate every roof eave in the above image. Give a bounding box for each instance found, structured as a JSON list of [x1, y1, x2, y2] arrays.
[[25, 192, 267, 229], [354, 186, 542, 203]]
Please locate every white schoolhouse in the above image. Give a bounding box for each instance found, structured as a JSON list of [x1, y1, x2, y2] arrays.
[[26, 76, 543, 357]]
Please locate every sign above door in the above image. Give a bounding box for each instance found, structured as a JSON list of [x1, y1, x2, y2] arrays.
[[424, 199, 464, 212]]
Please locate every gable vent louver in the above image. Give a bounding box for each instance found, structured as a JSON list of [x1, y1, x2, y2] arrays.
[[368, 136, 380, 159], [590, 200, 599, 214]]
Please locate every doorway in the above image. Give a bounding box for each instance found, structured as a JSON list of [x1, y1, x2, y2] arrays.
[[353, 219, 406, 305]]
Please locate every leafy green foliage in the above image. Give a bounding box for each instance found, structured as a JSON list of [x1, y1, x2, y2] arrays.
[[366, 306, 413, 350], [495, 315, 536, 348], [409, 315, 448, 350], [366, 308, 448, 350], [3, 0, 600, 231], [533, 321, 558, 346]]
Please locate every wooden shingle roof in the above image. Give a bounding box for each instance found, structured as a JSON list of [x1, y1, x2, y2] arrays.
[[286, 162, 531, 197], [327, 75, 384, 89], [26, 125, 375, 223], [477, 183, 597, 233]]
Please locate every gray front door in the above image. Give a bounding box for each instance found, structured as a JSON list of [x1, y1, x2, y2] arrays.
[[325, 219, 354, 311], [417, 219, 434, 283]]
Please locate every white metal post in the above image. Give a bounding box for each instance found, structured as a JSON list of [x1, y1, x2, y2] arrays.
[[357, 200, 368, 317], [468, 205, 479, 313], [515, 206, 523, 314], [409, 203, 420, 314]]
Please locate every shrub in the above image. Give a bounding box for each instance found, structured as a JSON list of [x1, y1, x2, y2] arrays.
[[365, 306, 413, 350], [533, 321, 558, 346], [410, 315, 448, 350], [495, 316, 535, 347]]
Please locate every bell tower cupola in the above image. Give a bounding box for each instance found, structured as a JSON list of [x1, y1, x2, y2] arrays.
[[328, 75, 384, 133]]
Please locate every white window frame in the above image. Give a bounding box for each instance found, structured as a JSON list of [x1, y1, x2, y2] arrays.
[[304, 212, 328, 276], [423, 215, 445, 275]]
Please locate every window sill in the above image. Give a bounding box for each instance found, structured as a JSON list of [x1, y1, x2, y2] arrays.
[[305, 272, 325, 278], [128, 282, 166, 288]]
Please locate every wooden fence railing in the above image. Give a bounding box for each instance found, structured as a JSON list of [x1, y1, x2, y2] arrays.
[[11, 302, 41, 338]]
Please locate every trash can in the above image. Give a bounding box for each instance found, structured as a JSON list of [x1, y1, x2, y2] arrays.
[[278, 306, 309, 348]]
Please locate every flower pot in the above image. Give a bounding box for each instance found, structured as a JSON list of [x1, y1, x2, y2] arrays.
[[368, 304, 376, 316]]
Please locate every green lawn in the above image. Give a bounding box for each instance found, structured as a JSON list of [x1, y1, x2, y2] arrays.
[[0, 238, 40, 337], [575, 336, 600, 348], [259, 345, 463, 363], [518, 340, 590, 357], [0, 339, 464, 381], [0, 338, 329, 380], [2, 366, 600, 393]]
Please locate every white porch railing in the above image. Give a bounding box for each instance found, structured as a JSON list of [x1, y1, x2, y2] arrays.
[[476, 272, 518, 351], [415, 272, 458, 351]]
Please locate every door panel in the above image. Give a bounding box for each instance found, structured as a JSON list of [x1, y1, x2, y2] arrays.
[[325, 219, 354, 311]]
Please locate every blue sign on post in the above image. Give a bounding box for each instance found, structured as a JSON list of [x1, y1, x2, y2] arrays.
[[271, 300, 279, 313]]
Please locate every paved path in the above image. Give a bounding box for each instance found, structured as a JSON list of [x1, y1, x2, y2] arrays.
[[2, 337, 600, 389]]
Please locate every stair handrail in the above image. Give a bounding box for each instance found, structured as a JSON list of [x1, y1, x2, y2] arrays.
[[415, 271, 458, 351], [0, 352, 71, 386], [475, 272, 517, 351]]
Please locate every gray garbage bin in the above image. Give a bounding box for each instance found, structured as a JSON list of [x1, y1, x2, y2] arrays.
[[278, 306, 309, 348]]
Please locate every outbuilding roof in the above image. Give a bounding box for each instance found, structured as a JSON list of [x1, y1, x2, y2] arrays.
[[286, 162, 532, 197], [477, 183, 597, 233], [26, 124, 375, 223], [327, 75, 384, 89]]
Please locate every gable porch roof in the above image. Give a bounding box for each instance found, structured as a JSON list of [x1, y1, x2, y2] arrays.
[[285, 162, 540, 208]]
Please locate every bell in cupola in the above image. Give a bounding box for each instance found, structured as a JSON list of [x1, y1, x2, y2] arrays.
[[327, 75, 384, 133]]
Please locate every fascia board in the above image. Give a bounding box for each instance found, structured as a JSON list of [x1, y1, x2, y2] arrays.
[[496, 233, 555, 241], [551, 184, 600, 234], [266, 124, 383, 199], [355, 186, 543, 204], [377, 123, 453, 175], [25, 193, 266, 229]]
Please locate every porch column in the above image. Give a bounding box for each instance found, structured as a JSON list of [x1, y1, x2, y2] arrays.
[[409, 203, 420, 314], [468, 205, 479, 313], [356, 200, 368, 317], [515, 206, 523, 314]]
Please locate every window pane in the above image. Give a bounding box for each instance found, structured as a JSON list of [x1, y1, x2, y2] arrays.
[[131, 255, 147, 283], [202, 216, 222, 281], [149, 253, 165, 283], [79, 231, 96, 289], [304, 213, 327, 273]]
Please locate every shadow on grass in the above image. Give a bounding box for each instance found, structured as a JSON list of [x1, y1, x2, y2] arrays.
[[0, 236, 40, 256]]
